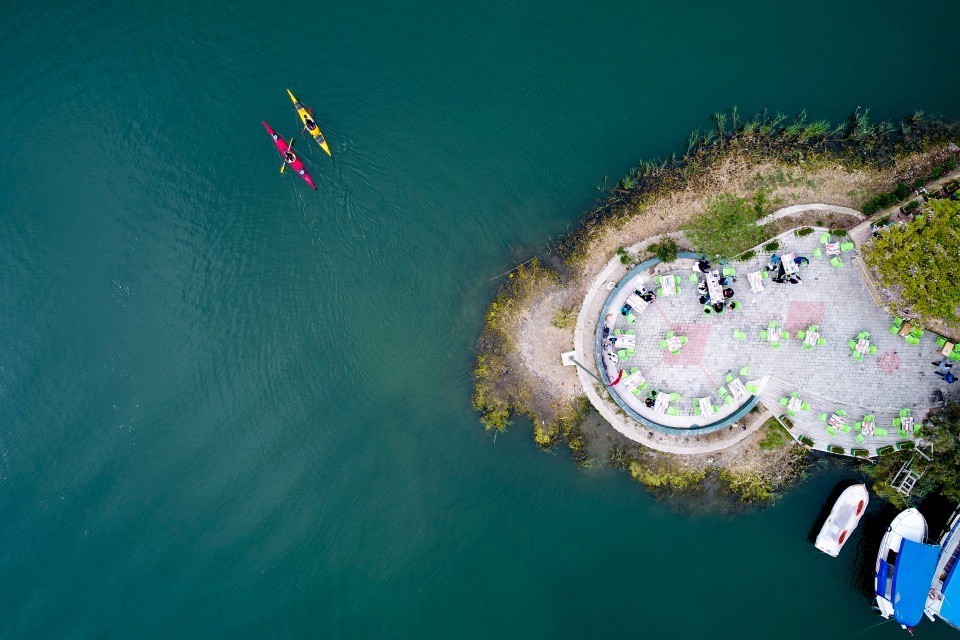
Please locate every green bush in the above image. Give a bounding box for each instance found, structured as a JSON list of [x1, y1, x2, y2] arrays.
[[893, 182, 911, 200], [896, 440, 916, 451], [738, 249, 756, 260], [798, 435, 814, 447], [649, 237, 679, 263], [876, 445, 896, 456], [780, 415, 794, 428], [829, 229, 847, 236], [796, 227, 814, 237], [616, 247, 632, 265], [944, 157, 958, 172], [828, 445, 845, 455], [903, 200, 920, 212], [853, 449, 870, 458], [764, 241, 779, 252]]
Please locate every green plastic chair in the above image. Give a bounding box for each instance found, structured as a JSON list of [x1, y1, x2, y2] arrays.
[[938, 337, 948, 348], [865, 414, 875, 422], [733, 330, 746, 340], [781, 331, 790, 340], [627, 348, 635, 356], [656, 288, 664, 297], [655, 275, 662, 284], [813, 248, 822, 258], [761, 271, 769, 279], [724, 395, 734, 406], [899, 408, 910, 418], [689, 273, 699, 283], [626, 330, 635, 335], [779, 397, 789, 407], [760, 330, 768, 340], [797, 330, 807, 340], [819, 233, 829, 244], [836, 410, 846, 417], [669, 392, 681, 402], [817, 337, 826, 346], [629, 366, 638, 373], [719, 387, 729, 397], [840, 423, 852, 434], [790, 391, 799, 398], [893, 317, 904, 328], [848, 339, 857, 350], [852, 351, 863, 362], [857, 331, 869, 340], [801, 402, 810, 411], [613, 329, 623, 336], [868, 345, 877, 355], [739, 366, 750, 376], [659, 340, 668, 349], [809, 325, 819, 332], [722, 267, 736, 277], [840, 242, 854, 252], [831, 257, 843, 268], [826, 425, 837, 436], [771, 341, 781, 349], [854, 421, 863, 432], [905, 335, 920, 345], [893, 418, 902, 428], [818, 413, 827, 422], [725, 372, 734, 383], [694, 405, 701, 415], [910, 326, 924, 339], [875, 428, 889, 437], [665, 330, 675, 339], [855, 434, 865, 444], [803, 342, 813, 351], [679, 336, 688, 345], [666, 407, 680, 416], [631, 387, 644, 397], [627, 313, 637, 324], [675, 285, 682, 295], [889, 324, 901, 334], [899, 428, 910, 438], [618, 350, 627, 359], [745, 383, 758, 394]]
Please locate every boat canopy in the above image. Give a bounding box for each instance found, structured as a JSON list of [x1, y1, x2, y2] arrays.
[[892, 540, 940, 627], [939, 551, 960, 627]]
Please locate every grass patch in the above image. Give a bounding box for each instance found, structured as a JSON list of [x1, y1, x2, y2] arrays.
[[684, 191, 773, 258], [758, 418, 790, 450], [552, 308, 575, 329]]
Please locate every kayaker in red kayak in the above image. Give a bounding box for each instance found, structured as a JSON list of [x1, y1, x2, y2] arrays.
[[262, 121, 317, 190]]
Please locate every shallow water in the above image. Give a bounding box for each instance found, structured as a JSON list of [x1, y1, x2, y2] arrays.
[[1, 0, 959, 637]]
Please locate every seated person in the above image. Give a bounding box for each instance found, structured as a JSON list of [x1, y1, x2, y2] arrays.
[[723, 288, 734, 299], [644, 396, 656, 408], [698, 295, 708, 305], [720, 275, 736, 286], [787, 274, 802, 284], [766, 254, 781, 271], [697, 281, 708, 294], [620, 304, 631, 315], [793, 256, 810, 267], [638, 288, 656, 302], [697, 259, 711, 273], [713, 302, 724, 313]]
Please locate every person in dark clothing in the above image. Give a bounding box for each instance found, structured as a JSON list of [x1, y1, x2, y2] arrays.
[[698, 295, 708, 305], [639, 289, 656, 303], [723, 288, 734, 299], [720, 276, 736, 286], [794, 256, 810, 267], [697, 281, 708, 294], [713, 302, 724, 313], [698, 259, 711, 273], [937, 371, 958, 383], [766, 254, 781, 271], [787, 274, 802, 284]]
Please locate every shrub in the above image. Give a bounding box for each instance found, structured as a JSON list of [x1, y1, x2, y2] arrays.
[[893, 182, 911, 200], [896, 440, 916, 451], [853, 449, 870, 458], [649, 237, 679, 263], [903, 200, 920, 212], [616, 246, 632, 265], [780, 415, 794, 428], [876, 445, 896, 456], [764, 241, 779, 252], [795, 227, 814, 237], [829, 229, 847, 236], [945, 157, 959, 172], [552, 308, 575, 329], [929, 166, 945, 181], [798, 435, 814, 447], [828, 445, 845, 455], [738, 249, 756, 260]]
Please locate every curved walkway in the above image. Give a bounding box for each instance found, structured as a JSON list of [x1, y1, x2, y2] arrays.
[[756, 203, 864, 226]]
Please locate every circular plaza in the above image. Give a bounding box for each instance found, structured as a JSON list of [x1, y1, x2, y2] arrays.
[[582, 227, 954, 457]]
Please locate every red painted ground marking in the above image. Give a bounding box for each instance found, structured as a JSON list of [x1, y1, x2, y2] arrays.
[[877, 350, 901, 374], [784, 301, 825, 333]]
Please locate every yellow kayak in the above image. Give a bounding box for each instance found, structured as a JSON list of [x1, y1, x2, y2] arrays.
[[286, 89, 332, 157]]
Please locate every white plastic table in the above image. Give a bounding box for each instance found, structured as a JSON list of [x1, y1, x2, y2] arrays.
[[699, 397, 714, 416], [856, 338, 870, 354], [804, 330, 820, 347], [706, 270, 724, 303], [660, 274, 677, 297], [653, 392, 670, 414], [728, 377, 748, 399], [787, 396, 802, 412], [621, 370, 646, 392], [748, 271, 763, 293], [665, 336, 683, 352], [614, 333, 636, 349], [626, 293, 649, 313], [782, 252, 799, 275]]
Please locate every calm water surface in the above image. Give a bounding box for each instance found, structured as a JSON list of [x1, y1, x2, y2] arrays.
[[2, 0, 959, 637]]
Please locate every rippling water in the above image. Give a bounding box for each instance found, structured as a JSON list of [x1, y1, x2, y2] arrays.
[[1, 0, 959, 637]]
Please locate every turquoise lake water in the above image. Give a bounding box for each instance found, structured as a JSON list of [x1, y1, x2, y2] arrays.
[[2, 0, 960, 637]]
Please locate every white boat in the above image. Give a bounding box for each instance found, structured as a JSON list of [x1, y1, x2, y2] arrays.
[[925, 505, 960, 627], [815, 484, 869, 557], [875, 508, 939, 632]]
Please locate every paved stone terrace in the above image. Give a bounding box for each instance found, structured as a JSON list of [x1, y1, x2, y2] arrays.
[[596, 229, 954, 457]]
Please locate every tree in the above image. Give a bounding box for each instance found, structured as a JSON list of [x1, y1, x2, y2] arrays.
[[683, 192, 772, 258], [863, 199, 960, 322]]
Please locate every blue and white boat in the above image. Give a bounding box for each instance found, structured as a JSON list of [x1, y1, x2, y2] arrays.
[[925, 505, 960, 628], [875, 508, 939, 632]]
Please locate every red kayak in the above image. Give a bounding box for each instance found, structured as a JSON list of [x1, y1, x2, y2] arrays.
[[262, 121, 317, 190]]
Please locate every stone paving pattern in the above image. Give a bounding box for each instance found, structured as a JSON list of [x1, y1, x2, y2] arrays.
[[601, 229, 956, 456]]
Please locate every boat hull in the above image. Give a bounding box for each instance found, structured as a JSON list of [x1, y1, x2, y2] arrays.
[[287, 89, 332, 157], [261, 121, 317, 190], [875, 508, 928, 619], [815, 484, 869, 557], [925, 506, 960, 624]]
